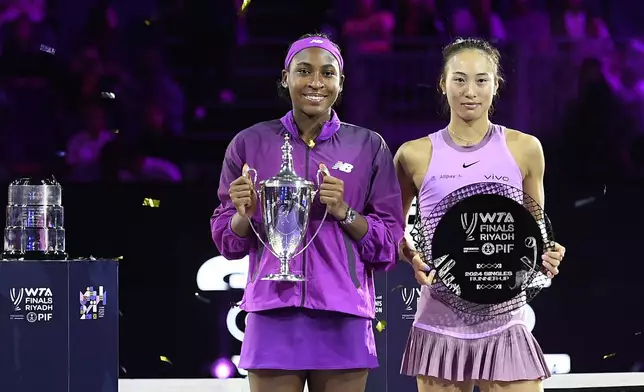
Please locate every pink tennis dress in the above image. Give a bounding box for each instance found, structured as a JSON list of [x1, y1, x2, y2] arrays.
[[400, 124, 550, 382]]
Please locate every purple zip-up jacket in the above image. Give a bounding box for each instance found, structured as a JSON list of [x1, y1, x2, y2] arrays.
[[211, 111, 404, 319]]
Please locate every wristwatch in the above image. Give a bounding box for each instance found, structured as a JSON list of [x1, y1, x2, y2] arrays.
[[340, 207, 357, 225]]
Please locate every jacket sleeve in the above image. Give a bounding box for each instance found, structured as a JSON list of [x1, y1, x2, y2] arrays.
[[356, 136, 405, 270], [210, 135, 255, 260]]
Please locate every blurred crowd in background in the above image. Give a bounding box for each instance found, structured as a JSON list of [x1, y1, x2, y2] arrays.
[[1, 0, 644, 184]]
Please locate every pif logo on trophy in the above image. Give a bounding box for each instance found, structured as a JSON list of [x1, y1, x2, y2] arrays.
[[460, 212, 516, 256], [9, 287, 54, 322], [412, 182, 554, 316]]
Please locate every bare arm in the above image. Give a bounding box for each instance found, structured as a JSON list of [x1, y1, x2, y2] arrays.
[[394, 142, 417, 220], [394, 140, 435, 285], [394, 142, 419, 264], [522, 135, 546, 211], [521, 133, 565, 277]]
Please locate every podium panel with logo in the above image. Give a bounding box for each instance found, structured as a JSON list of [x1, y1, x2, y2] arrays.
[[0, 260, 118, 392], [370, 265, 420, 392]]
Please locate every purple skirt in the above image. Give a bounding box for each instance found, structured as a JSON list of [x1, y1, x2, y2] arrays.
[[400, 324, 550, 382], [239, 307, 379, 371]]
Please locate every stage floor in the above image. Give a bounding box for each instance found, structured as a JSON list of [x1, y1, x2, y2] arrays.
[[119, 373, 644, 391]]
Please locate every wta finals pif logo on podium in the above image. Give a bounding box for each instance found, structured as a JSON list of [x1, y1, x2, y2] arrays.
[[10, 288, 24, 311], [80, 286, 107, 320]]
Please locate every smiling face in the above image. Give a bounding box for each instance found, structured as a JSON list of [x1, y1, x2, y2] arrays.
[[282, 47, 344, 118], [442, 49, 498, 122]]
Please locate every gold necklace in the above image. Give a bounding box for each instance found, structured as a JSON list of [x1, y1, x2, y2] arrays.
[[448, 127, 486, 146]]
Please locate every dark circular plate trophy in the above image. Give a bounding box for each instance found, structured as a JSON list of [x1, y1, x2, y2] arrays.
[[410, 182, 555, 316]]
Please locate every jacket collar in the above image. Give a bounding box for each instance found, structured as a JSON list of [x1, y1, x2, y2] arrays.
[[279, 110, 341, 143]]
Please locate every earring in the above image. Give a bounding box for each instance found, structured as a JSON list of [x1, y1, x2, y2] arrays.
[[282, 82, 287, 88]]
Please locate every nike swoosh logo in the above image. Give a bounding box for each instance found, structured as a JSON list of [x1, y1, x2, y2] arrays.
[[462, 161, 479, 168]]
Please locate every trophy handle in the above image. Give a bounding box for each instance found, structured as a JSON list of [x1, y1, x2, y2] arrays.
[[315, 166, 329, 191], [246, 217, 284, 260], [292, 210, 328, 258], [245, 168, 258, 186], [242, 167, 282, 259], [291, 167, 330, 258]]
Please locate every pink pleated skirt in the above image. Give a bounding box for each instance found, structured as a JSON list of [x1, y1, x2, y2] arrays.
[[400, 324, 551, 382]]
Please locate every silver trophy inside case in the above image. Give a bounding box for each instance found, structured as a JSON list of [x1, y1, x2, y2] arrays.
[[3, 177, 67, 260]]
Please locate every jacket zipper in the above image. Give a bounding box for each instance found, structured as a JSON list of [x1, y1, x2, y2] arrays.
[[300, 145, 310, 307]]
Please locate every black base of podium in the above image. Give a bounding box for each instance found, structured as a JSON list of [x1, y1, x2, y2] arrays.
[[0, 260, 118, 392]]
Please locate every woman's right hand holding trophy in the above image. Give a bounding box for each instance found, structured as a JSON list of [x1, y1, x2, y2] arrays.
[[229, 163, 257, 219]]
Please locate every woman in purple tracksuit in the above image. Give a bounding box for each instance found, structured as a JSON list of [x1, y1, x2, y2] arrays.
[[211, 33, 404, 392]]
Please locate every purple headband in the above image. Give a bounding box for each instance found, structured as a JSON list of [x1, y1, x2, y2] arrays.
[[284, 37, 344, 72]]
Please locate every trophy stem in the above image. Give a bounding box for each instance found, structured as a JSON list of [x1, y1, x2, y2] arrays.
[[279, 257, 290, 276], [261, 256, 305, 282]]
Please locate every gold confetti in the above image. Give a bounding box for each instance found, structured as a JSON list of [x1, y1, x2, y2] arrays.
[[116, 255, 124, 261], [144, 20, 151, 26], [375, 320, 386, 332], [142, 198, 160, 208], [159, 355, 173, 365], [603, 353, 616, 359], [238, 0, 251, 16]]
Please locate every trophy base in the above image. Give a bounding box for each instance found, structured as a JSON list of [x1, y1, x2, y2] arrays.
[[261, 273, 306, 282], [2, 250, 68, 261]]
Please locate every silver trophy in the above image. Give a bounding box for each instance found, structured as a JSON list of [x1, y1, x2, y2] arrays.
[[3, 176, 67, 260], [246, 134, 328, 281]]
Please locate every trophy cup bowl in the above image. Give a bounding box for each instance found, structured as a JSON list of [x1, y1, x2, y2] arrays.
[[245, 134, 328, 282], [3, 176, 67, 260]]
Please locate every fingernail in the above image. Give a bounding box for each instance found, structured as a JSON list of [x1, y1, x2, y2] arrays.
[[541, 254, 547, 261], [547, 272, 554, 279], [542, 261, 548, 267], [423, 264, 431, 272]]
